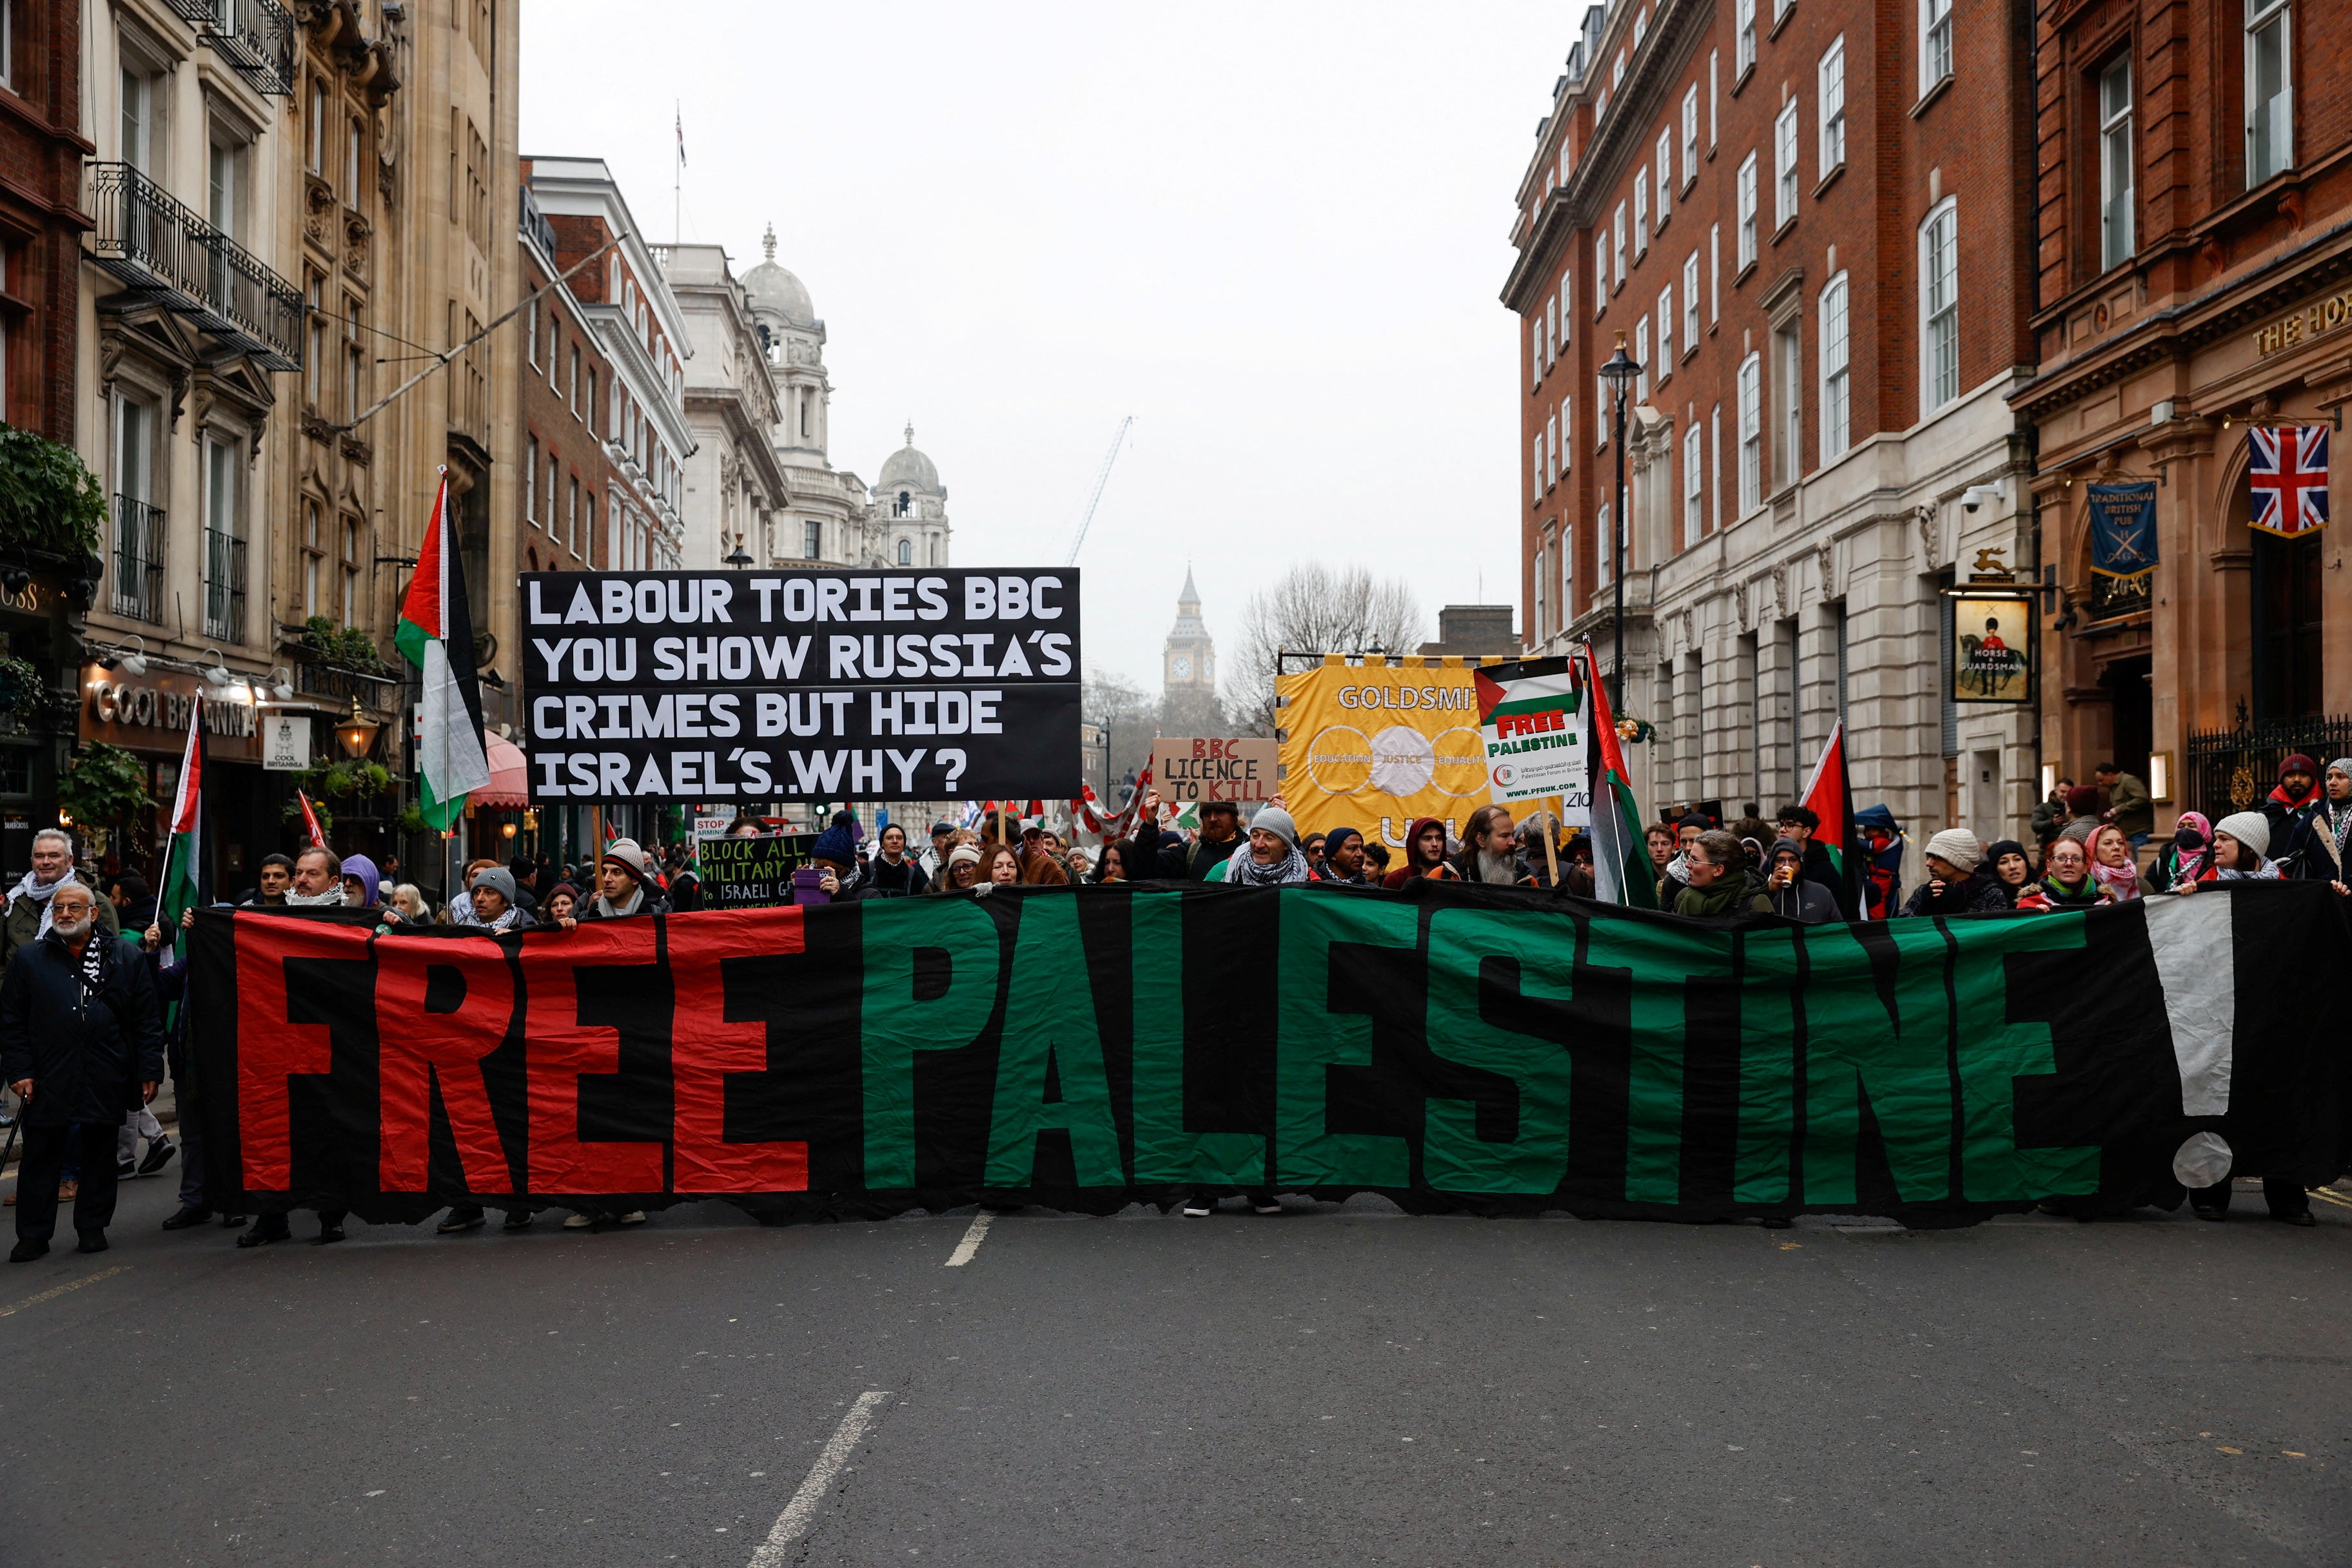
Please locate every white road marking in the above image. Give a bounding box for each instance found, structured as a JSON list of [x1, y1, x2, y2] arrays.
[[0, 1264, 129, 1318], [747, 1390, 893, 1567], [944, 1212, 992, 1267]]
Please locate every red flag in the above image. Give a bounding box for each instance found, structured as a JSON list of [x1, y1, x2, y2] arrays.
[[296, 789, 326, 850], [1798, 720, 1865, 919]]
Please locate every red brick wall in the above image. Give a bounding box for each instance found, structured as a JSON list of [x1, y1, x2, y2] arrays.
[[518, 247, 614, 571], [0, 1, 90, 445], [1514, 0, 2037, 635]]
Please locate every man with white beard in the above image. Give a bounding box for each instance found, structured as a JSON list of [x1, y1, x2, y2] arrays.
[[2, 880, 162, 1260], [1, 828, 117, 983]]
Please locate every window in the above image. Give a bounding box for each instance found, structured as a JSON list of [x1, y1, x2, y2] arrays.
[[1923, 0, 1953, 90], [1681, 86, 1699, 186], [1533, 435, 1545, 496], [583, 494, 596, 565], [202, 436, 242, 642], [1634, 177, 1649, 257], [1738, 353, 1762, 512], [1819, 38, 1846, 170], [1561, 395, 1572, 471], [1683, 424, 1704, 539], [341, 519, 358, 628], [1595, 236, 1610, 311], [800, 387, 815, 440], [1820, 273, 1850, 460], [1596, 375, 1609, 447], [1634, 318, 1651, 403], [2247, 0, 2293, 185], [2100, 54, 2134, 270], [1709, 49, 1721, 146], [1560, 524, 1573, 618], [1558, 273, 1573, 348], [208, 137, 243, 241], [897, 537, 913, 567], [1776, 323, 1803, 487], [1613, 202, 1627, 283], [547, 309, 561, 389], [1532, 320, 1545, 387], [1737, 0, 1757, 72], [1535, 543, 1547, 640], [567, 477, 580, 555], [1774, 100, 1799, 228], [121, 68, 157, 173], [0, 3, 13, 92], [569, 345, 581, 411], [804, 519, 822, 560], [304, 500, 321, 618], [1711, 403, 1723, 531], [1710, 224, 1721, 320], [586, 368, 598, 432], [1683, 253, 1701, 346], [1657, 285, 1675, 366], [347, 119, 363, 204], [1737, 155, 1759, 266], [1655, 132, 1672, 222], [1776, 0, 1794, 23], [525, 297, 538, 368], [548, 453, 560, 529], [1614, 49, 1627, 88], [1597, 502, 1614, 585], [1921, 199, 1959, 408], [1546, 411, 1558, 487], [306, 77, 326, 174], [525, 435, 538, 525], [1547, 295, 1559, 364]]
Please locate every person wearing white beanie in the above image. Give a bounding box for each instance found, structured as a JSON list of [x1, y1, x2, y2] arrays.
[[2175, 811, 2281, 891], [1903, 829, 2005, 916], [1222, 805, 1311, 887]]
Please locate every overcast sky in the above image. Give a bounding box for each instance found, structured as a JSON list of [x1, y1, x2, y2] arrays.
[[521, 1, 1567, 696]]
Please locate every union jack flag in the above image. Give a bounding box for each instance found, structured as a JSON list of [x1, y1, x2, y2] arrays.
[[2249, 424, 2330, 538]]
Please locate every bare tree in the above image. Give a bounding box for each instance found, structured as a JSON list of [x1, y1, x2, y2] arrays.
[[1083, 666, 1161, 802], [1222, 564, 1424, 736]]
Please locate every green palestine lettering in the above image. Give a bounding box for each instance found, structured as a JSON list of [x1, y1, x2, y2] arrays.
[[1276, 896, 1414, 1188], [1421, 909, 1574, 1193], [984, 896, 1124, 1188], [859, 898, 1001, 1189], [1127, 892, 1265, 1186]]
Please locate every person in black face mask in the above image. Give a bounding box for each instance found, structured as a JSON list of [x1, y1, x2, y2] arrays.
[[2146, 811, 2216, 893]]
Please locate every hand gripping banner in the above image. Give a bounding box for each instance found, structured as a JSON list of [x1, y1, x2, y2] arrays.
[[188, 883, 2352, 1227]]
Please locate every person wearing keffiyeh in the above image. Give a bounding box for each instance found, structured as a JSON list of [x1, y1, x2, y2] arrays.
[[2146, 810, 2218, 893], [1222, 806, 1311, 887], [2309, 759, 2352, 886]]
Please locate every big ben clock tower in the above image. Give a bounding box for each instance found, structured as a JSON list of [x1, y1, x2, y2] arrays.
[[1162, 566, 1219, 723]]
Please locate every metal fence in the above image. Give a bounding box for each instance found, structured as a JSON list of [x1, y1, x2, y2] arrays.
[[2183, 702, 2352, 818], [110, 495, 164, 624], [87, 162, 302, 369]]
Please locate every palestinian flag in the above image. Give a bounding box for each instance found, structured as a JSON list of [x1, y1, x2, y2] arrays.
[[295, 788, 326, 849], [1580, 643, 1658, 909], [157, 693, 204, 958], [395, 470, 491, 830], [1798, 720, 1866, 919]]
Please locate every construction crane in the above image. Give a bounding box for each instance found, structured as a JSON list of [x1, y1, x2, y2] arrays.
[[1063, 415, 1135, 567]]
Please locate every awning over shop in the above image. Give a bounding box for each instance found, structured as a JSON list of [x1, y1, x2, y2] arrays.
[[471, 730, 529, 808]]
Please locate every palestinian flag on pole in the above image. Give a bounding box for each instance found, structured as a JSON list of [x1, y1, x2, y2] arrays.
[[1580, 642, 1658, 909], [1798, 719, 1867, 919], [395, 469, 491, 830], [157, 692, 204, 959], [295, 788, 326, 849]]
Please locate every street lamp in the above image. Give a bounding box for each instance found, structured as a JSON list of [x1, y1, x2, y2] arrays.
[[724, 535, 754, 570], [1596, 331, 1644, 713], [335, 695, 381, 758]]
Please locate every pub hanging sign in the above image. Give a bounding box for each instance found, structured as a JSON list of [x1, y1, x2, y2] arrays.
[[1946, 591, 2034, 705]]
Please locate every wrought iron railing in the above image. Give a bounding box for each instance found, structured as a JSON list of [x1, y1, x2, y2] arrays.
[[2184, 700, 2352, 818], [110, 496, 165, 623], [87, 162, 303, 370], [204, 527, 247, 643], [187, 0, 295, 96]]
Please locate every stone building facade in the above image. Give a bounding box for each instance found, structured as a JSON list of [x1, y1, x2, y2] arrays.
[[1504, 0, 2041, 858], [2012, 0, 2352, 827]]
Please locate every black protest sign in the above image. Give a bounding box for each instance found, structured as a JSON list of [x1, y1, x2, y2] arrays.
[[698, 832, 815, 909], [521, 569, 1081, 801]]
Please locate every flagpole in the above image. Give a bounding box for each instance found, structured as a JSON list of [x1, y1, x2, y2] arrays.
[[152, 692, 196, 934]]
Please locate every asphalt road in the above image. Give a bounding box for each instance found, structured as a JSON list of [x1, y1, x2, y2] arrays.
[[2, 1171, 2347, 1567]]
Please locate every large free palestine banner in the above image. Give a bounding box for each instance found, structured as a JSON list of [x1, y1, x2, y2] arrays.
[[190, 884, 2350, 1227]]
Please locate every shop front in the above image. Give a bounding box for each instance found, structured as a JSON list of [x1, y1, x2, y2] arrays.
[[78, 663, 274, 897]]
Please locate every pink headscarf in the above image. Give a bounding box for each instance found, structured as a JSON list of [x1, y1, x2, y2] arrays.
[[2086, 824, 2141, 901], [2171, 810, 2215, 885]]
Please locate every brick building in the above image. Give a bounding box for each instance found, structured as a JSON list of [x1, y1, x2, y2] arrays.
[[515, 176, 614, 575], [1504, 0, 2041, 856], [0, 0, 86, 444], [2012, 0, 2352, 827]]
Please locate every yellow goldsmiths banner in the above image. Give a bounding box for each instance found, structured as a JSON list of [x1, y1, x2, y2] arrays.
[[1277, 656, 1562, 850]]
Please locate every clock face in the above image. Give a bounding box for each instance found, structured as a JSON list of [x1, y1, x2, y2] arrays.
[[1170, 655, 1192, 680]]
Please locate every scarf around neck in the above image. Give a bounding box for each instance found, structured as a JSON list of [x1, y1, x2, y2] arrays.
[[595, 886, 645, 918], [284, 887, 345, 907], [1227, 843, 1308, 886], [11, 868, 70, 938]]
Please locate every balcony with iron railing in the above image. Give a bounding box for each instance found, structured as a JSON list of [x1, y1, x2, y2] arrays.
[[88, 162, 303, 370], [204, 528, 248, 643], [160, 0, 295, 97], [110, 496, 165, 625]]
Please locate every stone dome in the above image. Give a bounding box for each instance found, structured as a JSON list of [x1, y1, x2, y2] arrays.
[[877, 424, 940, 493], [742, 224, 814, 326]]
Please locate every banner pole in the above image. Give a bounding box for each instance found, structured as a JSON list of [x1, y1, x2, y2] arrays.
[[1544, 814, 1559, 888]]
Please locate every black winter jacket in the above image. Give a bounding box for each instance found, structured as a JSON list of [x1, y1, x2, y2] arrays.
[[0, 930, 165, 1126]]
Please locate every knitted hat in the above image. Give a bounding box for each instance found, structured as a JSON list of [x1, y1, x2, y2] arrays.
[[545, 881, 582, 906], [1249, 805, 1299, 849], [1324, 826, 1364, 856], [1984, 839, 2029, 867], [2065, 785, 2102, 815], [946, 845, 981, 868], [471, 865, 518, 904], [600, 838, 647, 883], [810, 824, 859, 865], [1769, 836, 1807, 864], [2281, 754, 2318, 781], [1923, 828, 1983, 874], [2213, 810, 2270, 858], [2329, 758, 2352, 783]]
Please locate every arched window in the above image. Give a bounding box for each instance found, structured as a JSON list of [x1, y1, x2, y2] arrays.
[[896, 490, 911, 518], [896, 538, 912, 566]]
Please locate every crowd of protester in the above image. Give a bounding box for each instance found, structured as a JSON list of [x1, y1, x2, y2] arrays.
[[5, 758, 2342, 1255]]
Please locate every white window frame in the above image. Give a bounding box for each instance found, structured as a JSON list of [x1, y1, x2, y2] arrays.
[[1614, 201, 1629, 282], [1737, 155, 1759, 268], [1819, 37, 1847, 172], [1923, 0, 1953, 92], [1710, 223, 1721, 321], [1683, 252, 1701, 348], [1709, 49, 1721, 147], [1634, 317, 1651, 404], [1560, 273, 1574, 349], [2246, 0, 2293, 186], [1819, 271, 1851, 461], [1560, 524, 1574, 622], [1738, 352, 1763, 514], [1546, 411, 1560, 488], [1920, 197, 1961, 410], [1533, 435, 1545, 496], [2100, 54, 2135, 270], [1774, 99, 1800, 230], [1657, 284, 1676, 369], [1656, 132, 1674, 222], [1634, 175, 1649, 257], [1681, 86, 1700, 188], [1683, 423, 1704, 540], [1777, 322, 1803, 488], [1561, 395, 1572, 472], [1547, 295, 1560, 365], [1710, 402, 1723, 532], [1597, 501, 1614, 586], [1534, 542, 1547, 640], [1737, 0, 1757, 73], [1595, 237, 1609, 314], [1533, 320, 1545, 388], [1597, 375, 1610, 449], [1776, 0, 1794, 23]]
